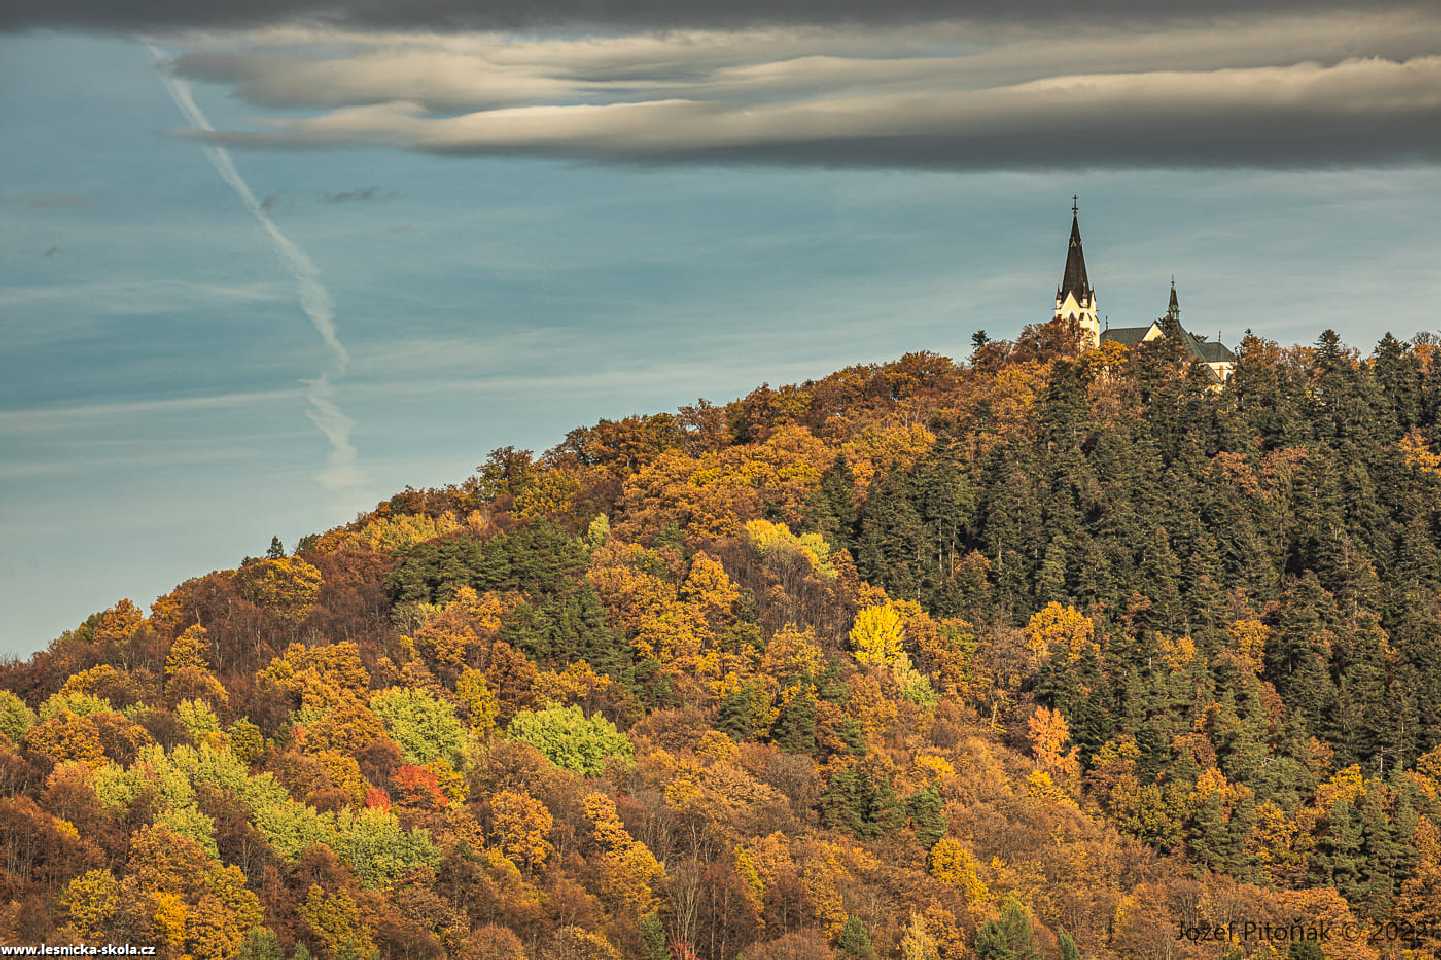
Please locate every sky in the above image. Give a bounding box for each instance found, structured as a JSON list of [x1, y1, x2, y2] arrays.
[[2, 2, 1440, 655]]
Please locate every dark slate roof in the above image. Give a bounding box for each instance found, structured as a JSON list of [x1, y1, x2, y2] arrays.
[[1189, 336, 1236, 364], [1101, 322, 1237, 365], [1059, 212, 1093, 302], [1101, 325, 1153, 346]]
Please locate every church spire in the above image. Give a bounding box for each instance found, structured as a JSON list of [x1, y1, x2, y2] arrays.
[[1168, 277, 1179, 318], [1059, 196, 1092, 304], [1052, 196, 1100, 348]]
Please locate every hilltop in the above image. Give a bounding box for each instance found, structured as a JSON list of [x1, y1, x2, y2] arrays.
[[3, 321, 1441, 960]]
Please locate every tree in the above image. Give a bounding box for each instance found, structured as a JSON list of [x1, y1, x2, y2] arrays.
[[849, 605, 906, 669], [899, 912, 939, 960], [583, 792, 664, 913], [1023, 603, 1095, 665], [1396, 815, 1441, 953], [974, 897, 1038, 960], [819, 760, 906, 839], [929, 838, 990, 905], [836, 915, 875, 959], [298, 885, 378, 960], [58, 869, 119, 942], [507, 704, 633, 776], [456, 668, 501, 734], [637, 912, 669, 960], [0, 691, 36, 744], [331, 806, 439, 887], [369, 687, 465, 767], [489, 790, 552, 870], [1027, 706, 1080, 789], [907, 787, 947, 849], [236, 556, 324, 622]]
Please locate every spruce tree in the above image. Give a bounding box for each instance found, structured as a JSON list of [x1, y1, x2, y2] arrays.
[[837, 916, 876, 960], [974, 896, 1039, 960]]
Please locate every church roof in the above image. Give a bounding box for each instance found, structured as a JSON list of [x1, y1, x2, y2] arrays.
[[1101, 325, 1152, 346], [1059, 207, 1093, 303], [1187, 335, 1236, 364], [1099, 320, 1237, 364]]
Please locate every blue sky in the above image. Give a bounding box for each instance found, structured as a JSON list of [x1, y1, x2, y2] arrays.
[[3, 26, 1439, 654]]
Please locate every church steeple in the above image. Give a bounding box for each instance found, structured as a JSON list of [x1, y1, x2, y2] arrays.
[[1159, 277, 1183, 338], [1059, 196, 1093, 305], [1053, 196, 1100, 348]]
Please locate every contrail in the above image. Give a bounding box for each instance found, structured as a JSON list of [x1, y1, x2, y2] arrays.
[[144, 41, 363, 490]]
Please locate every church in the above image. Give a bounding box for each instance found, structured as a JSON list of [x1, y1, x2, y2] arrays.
[[1052, 200, 1236, 383]]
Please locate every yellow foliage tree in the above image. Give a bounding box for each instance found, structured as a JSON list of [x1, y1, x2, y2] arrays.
[[929, 837, 991, 905], [1027, 705, 1081, 788], [489, 789, 553, 871], [582, 792, 664, 913], [841, 422, 936, 490], [298, 885, 377, 960], [261, 642, 371, 708], [58, 869, 120, 942], [1227, 619, 1269, 671], [165, 624, 211, 677], [898, 911, 940, 960], [680, 551, 741, 623], [850, 604, 906, 669], [456, 668, 500, 734], [236, 556, 323, 623], [1024, 602, 1096, 664], [1400, 429, 1441, 476]]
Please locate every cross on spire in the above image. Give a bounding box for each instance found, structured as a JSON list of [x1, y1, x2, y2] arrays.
[[1072, 194, 1079, 215]]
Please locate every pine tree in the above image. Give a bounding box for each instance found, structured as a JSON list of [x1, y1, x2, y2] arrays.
[[907, 787, 947, 849], [808, 456, 859, 551], [974, 896, 1039, 960], [638, 912, 669, 960], [836, 916, 876, 960]]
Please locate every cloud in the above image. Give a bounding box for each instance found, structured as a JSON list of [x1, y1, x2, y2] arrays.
[[106, 6, 1435, 171], [0, 278, 287, 311], [190, 54, 1441, 170], [0, 0, 1428, 33], [0, 387, 302, 433]]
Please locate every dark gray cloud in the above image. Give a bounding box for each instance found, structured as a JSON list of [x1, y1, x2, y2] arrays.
[[0, 0, 1427, 32], [190, 54, 1441, 170]]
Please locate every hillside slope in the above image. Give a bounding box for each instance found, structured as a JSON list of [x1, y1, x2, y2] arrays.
[[4, 323, 1441, 960]]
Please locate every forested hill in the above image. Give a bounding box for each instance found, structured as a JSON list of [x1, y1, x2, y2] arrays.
[[4, 322, 1441, 960]]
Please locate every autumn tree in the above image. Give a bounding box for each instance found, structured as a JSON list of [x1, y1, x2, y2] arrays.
[[488, 789, 553, 871]]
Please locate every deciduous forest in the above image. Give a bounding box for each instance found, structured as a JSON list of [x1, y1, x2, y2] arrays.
[[5, 322, 1441, 960]]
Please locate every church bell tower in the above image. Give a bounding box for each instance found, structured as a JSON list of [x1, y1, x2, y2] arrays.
[[1054, 197, 1100, 348]]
